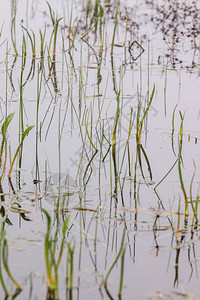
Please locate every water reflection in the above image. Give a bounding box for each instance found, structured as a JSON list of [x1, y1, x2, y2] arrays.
[[0, 0, 200, 299]]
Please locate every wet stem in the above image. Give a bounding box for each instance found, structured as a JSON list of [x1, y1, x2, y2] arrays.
[[178, 111, 188, 217]]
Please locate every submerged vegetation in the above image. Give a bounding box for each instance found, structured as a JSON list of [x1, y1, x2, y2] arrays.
[[0, 0, 200, 299], [0, 205, 21, 298]]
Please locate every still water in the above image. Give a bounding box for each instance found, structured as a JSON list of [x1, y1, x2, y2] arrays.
[[0, 0, 200, 299]]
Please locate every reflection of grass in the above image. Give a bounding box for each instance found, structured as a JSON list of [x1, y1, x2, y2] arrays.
[[11, 7, 18, 56], [42, 209, 71, 299], [100, 225, 126, 297], [111, 9, 119, 57], [66, 241, 75, 290], [0, 205, 22, 297], [2, 0, 200, 298]]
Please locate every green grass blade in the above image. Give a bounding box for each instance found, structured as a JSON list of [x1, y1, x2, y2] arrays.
[[8, 125, 34, 177]]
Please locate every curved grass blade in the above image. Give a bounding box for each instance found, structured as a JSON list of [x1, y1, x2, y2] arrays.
[[2, 239, 22, 291], [178, 111, 188, 216], [0, 113, 15, 180], [84, 109, 99, 152], [8, 125, 34, 177], [101, 226, 126, 291], [136, 84, 155, 144]]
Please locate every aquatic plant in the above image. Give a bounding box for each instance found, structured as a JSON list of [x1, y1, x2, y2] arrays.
[[0, 113, 14, 181], [42, 209, 70, 299], [0, 205, 22, 297], [39, 28, 46, 70], [111, 9, 119, 57], [178, 111, 188, 216], [100, 226, 126, 297], [7, 125, 34, 177], [112, 90, 120, 197], [21, 26, 36, 86], [153, 0, 200, 68], [10, 6, 18, 56], [66, 240, 75, 291], [47, 1, 63, 92], [0, 0, 199, 298], [133, 86, 155, 189], [98, 1, 104, 53], [136, 84, 155, 145]]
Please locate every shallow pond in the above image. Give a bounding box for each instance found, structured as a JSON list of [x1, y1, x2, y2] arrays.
[[0, 0, 200, 299]]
